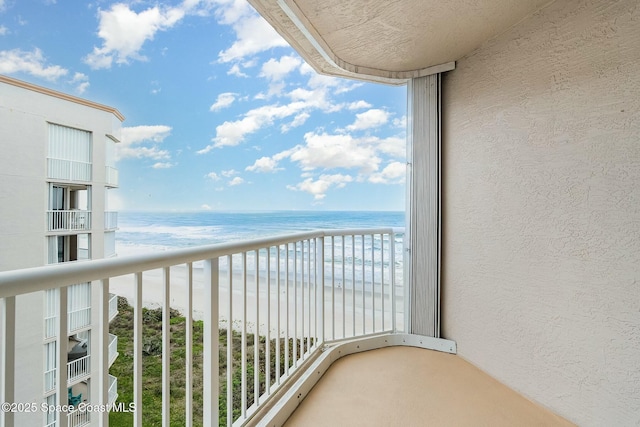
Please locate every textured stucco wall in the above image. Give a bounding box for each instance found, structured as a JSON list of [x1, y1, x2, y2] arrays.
[[441, 0, 640, 425]]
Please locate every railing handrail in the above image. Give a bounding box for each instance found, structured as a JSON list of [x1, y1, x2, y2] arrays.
[[0, 228, 399, 298]]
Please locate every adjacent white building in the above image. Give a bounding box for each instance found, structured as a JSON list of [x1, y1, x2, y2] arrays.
[[0, 75, 123, 427]]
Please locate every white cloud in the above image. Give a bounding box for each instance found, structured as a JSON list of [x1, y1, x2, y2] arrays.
[[227, 63, 248, 77], [228, 176, 244, 186], [84, 3, 187, 69], [260, 55, 301, 81], [221, 169, 237, 177], [287, 132, 381, 173], [70, 72, 89, 94], [346, 109, 389, 131], [117, 125, 172, 160], [0, 26, 8, 36], [0, 48, 67, 80], [152, 162, 174, 169], [210, 92, 236, 111], [245, 156, 283, 173], [281, 112, 309, 133], [393, 115, 407, 128], [206, 172, 221, 181], [368, 161, 406, 184], [287, 174, 353, 200], [348, 100, 372, 110], [201, 204, 212, 210], [216, 4, 288, 63], [198, 101, 307, 152]]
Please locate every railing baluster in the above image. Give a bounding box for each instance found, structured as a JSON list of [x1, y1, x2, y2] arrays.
[[98, 278, 111, 427], [307, 240, 311, 355], [372, 234, 376, 333], [352, 235, 356, 338], [1, 296, 16, 427], [331, 236, 335, 341], [342, 236, 346, 339], [185, 263, 193, 427], [134, 272, 143, 427], [226, 255, 233, 427], [362, 235, 366, 335], [276, 246, 281, 386], [381, 233, 386, 331], [300, 240, 305, 360], [293, 242, 298, 368], [391, 232, 397, 332], [162, 268, 170, 427], [203, 258, 219, 427], [241, 253, 247, 418], [254, 249, 260, 407], [285, 244, 289, 376], [265, 248, 271, 395], [319, 236, 325, 344]]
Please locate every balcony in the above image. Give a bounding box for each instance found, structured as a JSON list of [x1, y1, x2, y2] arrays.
[[67, 407, 90, 427], [108, 375, 118, 406], [47, 210, 92, 232], [108, 293, 118, 322], [0, 229, 566, 426], [105, 166, 119, 187], [104, 211, 118, 230], [67, 354, 90, 385], [47, 158, 92, 182], [108, 333, 118, 367]]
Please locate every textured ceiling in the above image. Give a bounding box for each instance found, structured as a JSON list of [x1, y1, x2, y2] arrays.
[[250, 0, 553, 83]]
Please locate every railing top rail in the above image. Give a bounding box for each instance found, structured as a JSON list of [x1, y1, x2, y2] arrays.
[[0, 228, 399, 298]]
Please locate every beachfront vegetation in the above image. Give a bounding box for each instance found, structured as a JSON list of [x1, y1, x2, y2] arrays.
[[108, 297, 310, 426]]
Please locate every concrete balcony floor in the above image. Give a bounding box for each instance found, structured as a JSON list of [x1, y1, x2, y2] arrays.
[[284, 346, 574, 427]]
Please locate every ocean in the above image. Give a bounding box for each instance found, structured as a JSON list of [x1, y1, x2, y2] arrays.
[[116, 210, 405, 256]]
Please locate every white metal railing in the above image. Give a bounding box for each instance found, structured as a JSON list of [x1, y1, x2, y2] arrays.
[[0, 228, 404, 427], [104, 211, 118, 230], [108, 375, 118, 406], [67, 407, 90, 427], [47, 210, 92, 232], [67, 355, 90, 384], [109, 333, 118, 366], [108, 293, 118, 321], [105, 166, 119, 187], [68, 307, 91, 333], [47, 158, 92, 182]]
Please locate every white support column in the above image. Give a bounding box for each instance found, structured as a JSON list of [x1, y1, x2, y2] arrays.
[[203, 258, 219, 427], [133, 273, 143, 427], [0, 296, 16, 427], [162, 268, 170, 427], [57, 287, 69, 427], [406, 73, 442, 337], [97, 279, 110, 426]]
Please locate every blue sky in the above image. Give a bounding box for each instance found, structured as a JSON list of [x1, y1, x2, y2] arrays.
[[0, 0, 407, 211]]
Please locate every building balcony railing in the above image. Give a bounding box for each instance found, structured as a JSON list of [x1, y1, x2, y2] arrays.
[[47, 158, 92, 182], [109, 333, 118, 367], [108, 293, 118, 322], [47, 210, 92, 232], [105, 166, 119, 187], [68, 306, 91, 334], [104, 211, 118, 230], [67, 354, 90, 385], [1, 228, 407, 427], [67, 407, 90, 427], [108, 375, 118, 406]]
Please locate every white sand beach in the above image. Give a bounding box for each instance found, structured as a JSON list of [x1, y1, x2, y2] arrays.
[[108, 264, 402, 337]]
